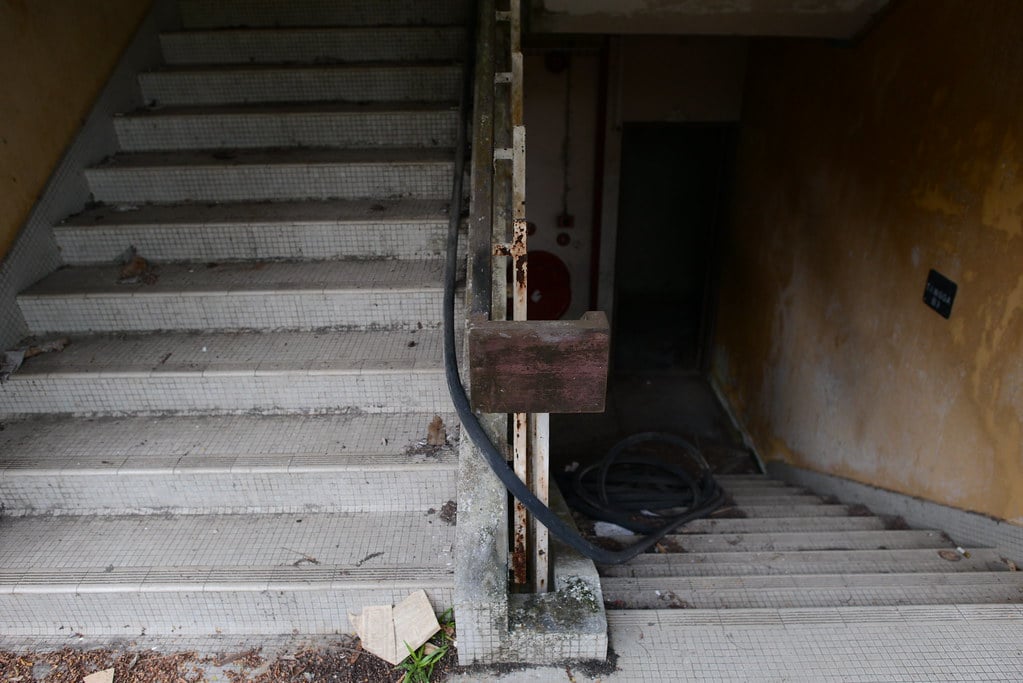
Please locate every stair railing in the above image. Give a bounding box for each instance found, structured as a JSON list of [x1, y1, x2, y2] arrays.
[[466, 0, 550, 592], [462, 0, 611, 593]]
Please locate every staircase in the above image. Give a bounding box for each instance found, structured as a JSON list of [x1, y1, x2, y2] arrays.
[[596, 473, 1023, 677], [0, 0, 468, 636], [602, 474, 1023, 608]]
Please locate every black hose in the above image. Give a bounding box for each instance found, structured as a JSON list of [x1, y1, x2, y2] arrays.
[[561, 432, 724, 537], [443, 9, 722, 565]]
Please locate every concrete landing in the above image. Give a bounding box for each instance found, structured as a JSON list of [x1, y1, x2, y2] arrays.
[[447, 605, 1023, 681]]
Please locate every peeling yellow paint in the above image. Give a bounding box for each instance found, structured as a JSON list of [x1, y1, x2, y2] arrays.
[[949, 317, 965, 345], [980, 134, 1023, 239], [716, 0, 1023, 525], [914, 185, 964, 217], [0, 0, 152, 261]]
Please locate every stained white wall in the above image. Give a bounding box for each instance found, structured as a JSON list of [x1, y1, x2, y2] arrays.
[[524, 51, 599, 320], [524, 37, 747, 321]]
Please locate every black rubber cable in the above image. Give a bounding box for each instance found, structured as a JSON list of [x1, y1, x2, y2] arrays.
[[443, 6, 723, 564]]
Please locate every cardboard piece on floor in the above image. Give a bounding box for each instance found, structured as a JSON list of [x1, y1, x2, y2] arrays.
[[349, 590, 441, 665], [83, 669, 115, 683]]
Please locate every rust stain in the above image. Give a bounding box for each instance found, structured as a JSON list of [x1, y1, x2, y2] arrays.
[[512, 518, 528, 585]]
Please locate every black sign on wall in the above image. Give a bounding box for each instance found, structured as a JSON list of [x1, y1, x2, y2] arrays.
[[923, 269, 957, 319]]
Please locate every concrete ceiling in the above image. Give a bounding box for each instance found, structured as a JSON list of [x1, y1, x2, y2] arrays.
[[529, 0, 892, 39]]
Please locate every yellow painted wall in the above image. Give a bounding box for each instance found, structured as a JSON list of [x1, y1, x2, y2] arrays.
[[715, 0, 1023, 523], [0, 0, 152, 260]]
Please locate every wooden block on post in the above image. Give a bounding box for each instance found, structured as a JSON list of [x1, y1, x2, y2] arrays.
[[468, 311, 610, 414]]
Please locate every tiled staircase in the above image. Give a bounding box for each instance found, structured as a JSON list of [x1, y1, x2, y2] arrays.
[[596, 473, 1023, 678], [0, 0, 467, 636]]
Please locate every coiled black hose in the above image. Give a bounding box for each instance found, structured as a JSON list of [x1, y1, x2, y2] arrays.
[[561, 432, 724, 537], [443, 8, 723, 564]]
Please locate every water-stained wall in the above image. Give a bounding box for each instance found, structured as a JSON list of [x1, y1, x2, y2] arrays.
[[0, 0, 152, 261], [715, 0, 1023, 523]]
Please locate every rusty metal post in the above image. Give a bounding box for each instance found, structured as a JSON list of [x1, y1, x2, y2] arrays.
[[492, 0, 549, 593], [530, 412, 551, 591]]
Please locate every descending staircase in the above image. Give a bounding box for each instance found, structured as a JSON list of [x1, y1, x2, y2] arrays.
[[601, 474, 1023, 610], [0, 0, 468, 636], [596, 473, 1023, 676]]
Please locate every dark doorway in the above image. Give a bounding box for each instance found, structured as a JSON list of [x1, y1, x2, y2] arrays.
[[612, 123, 736, 374], [551, 122, 754, 477]]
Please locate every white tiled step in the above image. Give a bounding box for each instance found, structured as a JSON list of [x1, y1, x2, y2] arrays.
[[604, 608, 1023, 681], [57, 200, 454, 264], [734, 504, 856, 518], [601, 572, 1023, 609], [599, 548, 1013, 578], [139, 64, 461, 107], [714, 474, 786, 486], [677, 516, 886, 534], [603, 530, 953, 553], [0, 413, 457, 515], [114, 103, 459, 151], [719, 482, 805, 495], [729, 493, 825, 506], [0, 511, 455, 635], [161, 27, 466, 65], [178, 0, 470, 29], [86, 148, 454, 203], [19, 260, 448, 333], [0, 329, 448, 415]]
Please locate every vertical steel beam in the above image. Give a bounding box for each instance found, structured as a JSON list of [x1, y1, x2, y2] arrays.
[[531, 412, 551, 592]]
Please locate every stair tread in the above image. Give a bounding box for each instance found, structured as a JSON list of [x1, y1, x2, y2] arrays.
[[2, 328, 442, 378], [176, 0, 469, 29], [608, 603, 1023, 626], [120, 101, 458, 118], [618, 529, 955, 552], [91, 147, 454, 170], [0, 510, 455, 589], [0, 413, 457, 473], [147, 61, 461, 73], [728, 494, 825, 505], [162, 25, 467, 37], [60, 199, 449, 229], [602, 572, 1023, 591], [602, 581, 1023, 609], [600, 548, 1011, 577], [21, 260, 444, 298], [677, 516, 886, 534], [735, 504, 859, 517]]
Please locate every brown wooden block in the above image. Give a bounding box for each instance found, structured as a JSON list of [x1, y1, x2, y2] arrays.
[[467, 311, 610, 413]]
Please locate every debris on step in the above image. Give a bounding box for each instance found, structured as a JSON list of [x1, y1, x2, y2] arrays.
[[1, 337, 71, 383], [348, 590, 440, 665], [427, 415, 447, 446], [439, 500, 457, 526], [593, 521, 634, 537], [117, 245, 158, 285], [83, 668, 115, 683], [0, 351, 24, 384], [938, 549, 962, 562], [404, 416, 454, 458]]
